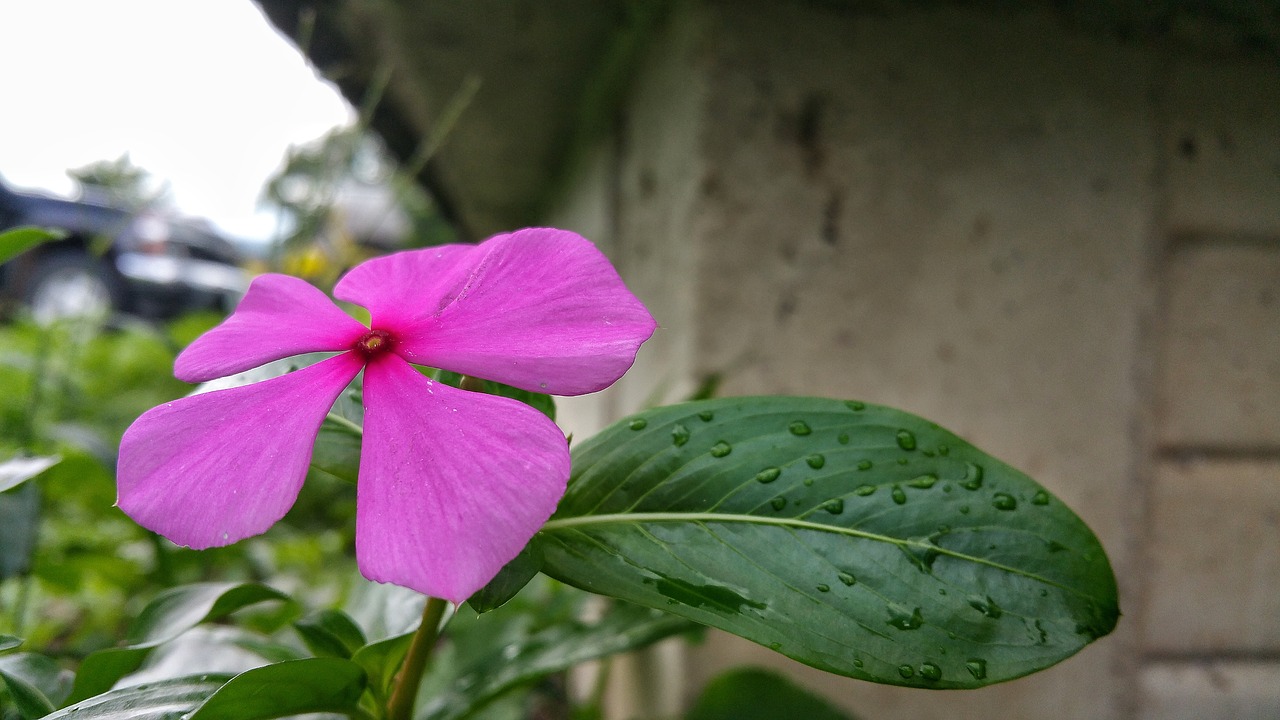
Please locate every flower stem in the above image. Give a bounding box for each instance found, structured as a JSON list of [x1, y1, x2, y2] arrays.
[[386, 596, 448, 720]]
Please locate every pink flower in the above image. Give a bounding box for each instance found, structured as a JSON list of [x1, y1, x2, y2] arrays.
[[116, 228, 655, 603]]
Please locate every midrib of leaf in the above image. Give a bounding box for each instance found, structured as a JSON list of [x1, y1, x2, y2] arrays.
[[542, 511, 1086, 598]]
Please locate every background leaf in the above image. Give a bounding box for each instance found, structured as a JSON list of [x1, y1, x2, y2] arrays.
[[0, 455, 60, 493], [418, 600, 694, 720], [42, 675, 228, 720], [0, 227, 64, 266], [433, 370, 556, 421], [184, 658, 366, 720], [541, 397, 1119, 689], [684, 667, 858, 720], [65, 583, 290, 704], [293, 609, 367, 659], [0, 483, 40, 580], [0, 651, 72, 718], [466, 542, 544, 614], [350, 631, 414, 706]]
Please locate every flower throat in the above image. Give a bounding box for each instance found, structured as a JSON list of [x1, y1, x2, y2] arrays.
[[355, 329, 393, 356]]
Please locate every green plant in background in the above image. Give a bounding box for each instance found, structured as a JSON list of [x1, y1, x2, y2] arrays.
[[0, 228, 364, 670], [0, 227, 1118, 720]]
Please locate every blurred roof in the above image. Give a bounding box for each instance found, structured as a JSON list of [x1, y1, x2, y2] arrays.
[[255, 0, 1280, 239]]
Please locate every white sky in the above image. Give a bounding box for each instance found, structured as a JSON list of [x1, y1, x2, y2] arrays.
[[0, 1, 354, 242]]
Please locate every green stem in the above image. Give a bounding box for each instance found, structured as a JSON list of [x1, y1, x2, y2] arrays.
[[386, 596, 448, 720], [325, 412, 364, 436], [11, 574, 32, 637]]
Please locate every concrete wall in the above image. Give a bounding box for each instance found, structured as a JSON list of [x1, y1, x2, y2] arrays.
[[552, 2, 1280, 718]]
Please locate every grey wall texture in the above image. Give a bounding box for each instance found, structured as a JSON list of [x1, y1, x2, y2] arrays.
[[552, 3, 1280, 718]]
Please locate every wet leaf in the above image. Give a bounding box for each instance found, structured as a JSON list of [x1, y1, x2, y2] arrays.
[[542, 397, 1118, 688]]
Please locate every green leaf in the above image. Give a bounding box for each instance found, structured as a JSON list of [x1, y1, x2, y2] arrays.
[[42, 675, 229, 720], [0, 483, 40, 580], [0, 652, 72, 718], [467, 541, 544, 614], [0, 635, 21, 653], [419, 602, 694, 720], [541, 397, 1119, 689], [0, 455, 60, 493], [185, 658, 366, 720], [433, 370, 556, 421], [125, 582, 291, 646], [685, 667, 858, 720], [351, 631, 414, 705], [310, 423, 362, 483], [65, 583, 291, 705], [293, 609, 367, 659], [0, 227, 64, 266]]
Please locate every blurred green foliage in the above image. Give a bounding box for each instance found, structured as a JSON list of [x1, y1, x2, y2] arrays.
[[0, 313, 362, 664]]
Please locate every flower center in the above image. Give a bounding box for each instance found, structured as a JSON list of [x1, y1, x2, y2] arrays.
[[355, 329, 393, 356]]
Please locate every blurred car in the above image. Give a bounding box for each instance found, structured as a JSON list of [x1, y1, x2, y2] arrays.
[[0, 177, 248, 322]]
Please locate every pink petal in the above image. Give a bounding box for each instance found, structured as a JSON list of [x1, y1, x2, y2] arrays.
[[332, 244, 478, 330], [117, 352, 365, 549], [176, 274, 368, 383], [335, 228, 657, 396], [355, 353, 569, 603]]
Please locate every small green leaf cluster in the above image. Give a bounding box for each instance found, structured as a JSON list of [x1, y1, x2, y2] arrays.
[[0, 578, 700, 720]]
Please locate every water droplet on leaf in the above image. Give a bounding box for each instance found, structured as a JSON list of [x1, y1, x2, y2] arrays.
[[698, 410, 714, 422], [803, 477, 814, 486], [671, 424, 690, 446], [629, 418, 648, 431], [896, 429, 917, 450], [965, 658, 988, 680], [907, 474, 938, 489], [770, 497, 787, 511], [961, 462, 984, 490], [886, 603, 923, 630], [816, 584, 830, 592], [756, 467, 782, 484], [919, 662, 942, 681], [789, 420, 812, 436], [710, 441, 732, 458], [854, 484, 876, 496], [806, 453, 826, 469], [838, 572, 856, 586], [898, 665, 914, 679], [857, 459, 873, 471], [968, 595, 1003, 619], [892, 486, 907, 504], [1031, 490, 1049, 505], [823, 498, 844, 514], [838, 432, 850, 444], [992, 493, 1017, 511], [846, 400, 866, 411]]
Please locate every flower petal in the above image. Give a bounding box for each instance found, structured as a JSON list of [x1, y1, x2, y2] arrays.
[[332, 244, 477, 330], [335, 228, 657, 395], [355, 353, 569, 603], [175, 274, 368, 383], [117, 352, 365, 548]]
